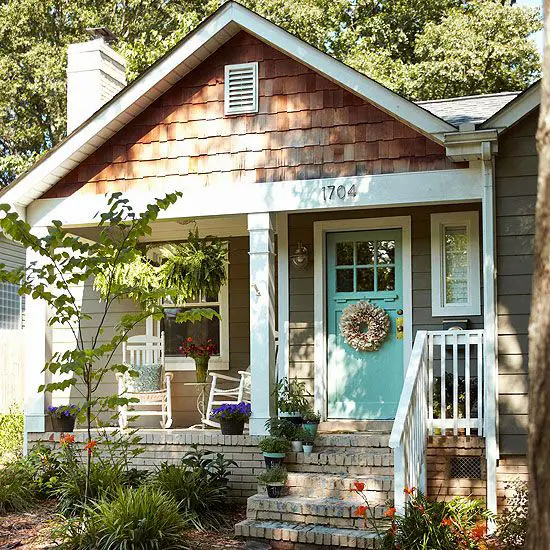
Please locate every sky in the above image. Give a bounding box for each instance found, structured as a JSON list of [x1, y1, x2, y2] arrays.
[[517, 0, 543, 53]]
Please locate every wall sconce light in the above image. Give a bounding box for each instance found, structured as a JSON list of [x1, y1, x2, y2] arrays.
[[291, 242, 309, 270]]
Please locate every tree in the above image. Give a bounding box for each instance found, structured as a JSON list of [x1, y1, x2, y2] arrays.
[[528, 0, 550, 546], [0, 0, 542, 186], [0, 191, 218, 497]]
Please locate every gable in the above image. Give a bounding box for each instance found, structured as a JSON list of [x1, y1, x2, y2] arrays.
[[43, 32, 464, 200]]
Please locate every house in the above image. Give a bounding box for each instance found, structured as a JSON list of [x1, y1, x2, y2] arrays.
[[0, 2, 537, 545]]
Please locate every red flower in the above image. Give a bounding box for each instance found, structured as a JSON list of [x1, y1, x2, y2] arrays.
[[187, 336, 193, 342], [353, 481, 365, 492], [354, 505, 368, 517], [470, 524, 487, 540], [441, 517, 453, 527], [84, 439, 98, 454], [404, 486, 416, 495], [384, 507, 396, 518], [60, 433, 75, 445]]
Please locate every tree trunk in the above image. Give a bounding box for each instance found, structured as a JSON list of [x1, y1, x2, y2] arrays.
[[528, 2, 550, 547]]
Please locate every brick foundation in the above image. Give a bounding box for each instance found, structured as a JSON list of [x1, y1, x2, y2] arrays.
[[496, 455, 528, 511]]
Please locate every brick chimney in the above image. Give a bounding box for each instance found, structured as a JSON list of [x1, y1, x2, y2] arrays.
[[66, 28, 126, 133]]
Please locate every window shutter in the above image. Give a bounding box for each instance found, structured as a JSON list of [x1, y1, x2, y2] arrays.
[[224, 62, 258, 115]]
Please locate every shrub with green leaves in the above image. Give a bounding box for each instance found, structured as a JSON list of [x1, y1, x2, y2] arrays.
[[0, 403, 23, 464], [495, 480, 528, 550], [53, 486, 189, 550], [0, 461, 36, 514]]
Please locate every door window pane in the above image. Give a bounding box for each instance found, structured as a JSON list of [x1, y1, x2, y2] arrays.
[[357, 241, 375, 265], [336, 242, 354, 265], [357, 268, 375, 291], [336, 269, 354, 292], [377, 267, 395, 291], [377, 240, 395, 265], [444, 226, 468, 304]]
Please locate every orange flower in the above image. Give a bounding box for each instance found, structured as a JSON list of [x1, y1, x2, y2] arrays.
[[404, 486, 416, 495], [84, 439, 98, 454], [441, 517, 453, 527], [354, 505, 368, 517], [353, 481, 365, 492], [470, 524, 487, 540], [384, 507, 396, 518], [60, 433, 75, 445]]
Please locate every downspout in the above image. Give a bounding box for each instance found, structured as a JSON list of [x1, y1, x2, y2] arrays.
[[481, 140, 499, 520]]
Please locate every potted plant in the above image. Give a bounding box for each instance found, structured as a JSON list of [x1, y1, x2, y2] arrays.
[[258, 466, 288, 498], [48, 405, 80, 432], [179, 337, 217, 382], [301, 429, 315, 454], [302, 408, 321, 438], [210, 402, 251, 435], [258, 436, 291, 468], [291, 427, 310, 453], [264, 417, 296, 440], [274, 377, 311, 425]]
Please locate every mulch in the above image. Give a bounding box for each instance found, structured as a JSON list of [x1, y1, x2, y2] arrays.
[[0, 502, 248, 550]]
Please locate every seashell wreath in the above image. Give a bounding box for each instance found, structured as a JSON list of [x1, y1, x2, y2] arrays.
[[339, 301, 391, 352]]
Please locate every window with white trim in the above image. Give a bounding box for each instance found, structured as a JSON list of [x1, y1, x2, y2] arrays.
[[430, 212, 481, 317], [224, 62, 258, 115], [161, 284, 230, 371]]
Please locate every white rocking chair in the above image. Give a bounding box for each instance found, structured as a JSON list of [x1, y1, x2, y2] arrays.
[[117, 332, 173, 429], [203, 370, 251, 428]]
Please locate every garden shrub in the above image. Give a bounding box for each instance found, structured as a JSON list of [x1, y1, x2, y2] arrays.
[[53, 486, 189, 549], [495, 480, 528, 549], [0, 403, 23, 464], [0, 460, 36, 514], [152, 445, 236, 530]]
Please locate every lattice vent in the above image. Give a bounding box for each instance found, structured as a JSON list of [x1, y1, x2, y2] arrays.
[[450, 456, 482, 479], [225, 62, 258, 115]]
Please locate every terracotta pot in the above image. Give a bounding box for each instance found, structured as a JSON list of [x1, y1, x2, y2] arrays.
[[51, 415, 76, 432], [220, 417, 245, 435], [194, 356, 210, 383]]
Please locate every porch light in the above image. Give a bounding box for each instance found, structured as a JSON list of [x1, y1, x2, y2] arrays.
[[291, 242, 309, 270]]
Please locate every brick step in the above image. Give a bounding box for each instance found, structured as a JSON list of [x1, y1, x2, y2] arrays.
[[310, 434, 391, 449], [246, 494, 390, 529], [235, 519, 380, 548], [285, 472, 393, 500]]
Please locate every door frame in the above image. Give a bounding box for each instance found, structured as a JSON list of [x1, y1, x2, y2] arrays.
[[313, 216, 413, 421]]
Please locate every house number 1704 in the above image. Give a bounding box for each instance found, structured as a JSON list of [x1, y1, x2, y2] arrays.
[[322, 184, 357, 202]]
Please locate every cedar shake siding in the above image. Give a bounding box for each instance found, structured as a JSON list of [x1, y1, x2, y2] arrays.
[[287, 205, 484, 397], [495, 110, 538, 456], [42, 31, 465, 200]]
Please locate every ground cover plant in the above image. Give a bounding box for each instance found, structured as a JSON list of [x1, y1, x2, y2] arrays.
[[0, 403, 23, 464]]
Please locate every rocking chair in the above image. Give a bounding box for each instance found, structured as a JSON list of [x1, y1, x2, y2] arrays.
[[117, 332, 173, 429]]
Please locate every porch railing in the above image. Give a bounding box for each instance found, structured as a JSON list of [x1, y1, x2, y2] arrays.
[[390, 329, 485, 512]]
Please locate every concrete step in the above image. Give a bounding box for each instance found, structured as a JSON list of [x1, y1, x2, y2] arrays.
[[285, 472, 393, 501], [246, 494, 390, 529], [235, 519, 380, 548]]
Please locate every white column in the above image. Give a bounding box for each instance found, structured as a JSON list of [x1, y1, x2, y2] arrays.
[[248, 213, 276, 435], [481, 142, 498, 519], [23, 231, 51, 451], [276, 213, 289, 381]]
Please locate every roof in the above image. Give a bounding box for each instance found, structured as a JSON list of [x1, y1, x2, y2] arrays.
[[417, 92, 520, 126], [0, 1, 456, 215]]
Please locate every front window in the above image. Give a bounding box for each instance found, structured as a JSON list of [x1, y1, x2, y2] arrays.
[[430, 212, 480, 317]]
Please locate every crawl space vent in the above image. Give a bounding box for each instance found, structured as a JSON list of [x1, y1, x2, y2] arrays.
[[450, 456, 482, 479], [224, 62, 258, 115]]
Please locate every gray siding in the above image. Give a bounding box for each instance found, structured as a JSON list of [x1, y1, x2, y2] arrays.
[[0, 236, 25, 270], [495, 110, 538, 455], [287, 204, 484, 396]]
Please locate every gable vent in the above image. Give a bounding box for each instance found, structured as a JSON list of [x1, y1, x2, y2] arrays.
[[224, 62, 259, 115]]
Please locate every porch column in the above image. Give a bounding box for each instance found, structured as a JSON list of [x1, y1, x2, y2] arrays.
[[248, 213, 277, 435], [481, 143, 498, 518], [23, 229, 51, 452]]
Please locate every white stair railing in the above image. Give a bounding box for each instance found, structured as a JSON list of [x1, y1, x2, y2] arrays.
[[389, 330, 429, 513], [427, 330, 484, 436]]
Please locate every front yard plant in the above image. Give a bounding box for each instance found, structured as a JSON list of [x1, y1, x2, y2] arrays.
[[0, 402, 23, 464], [258, 466, 287, 498], [274, 377, 311, 423], [0, 460, 36, 514], [48, 405, 80, 432], [259, 436, 291, 468], [210, 401, 252, 435]]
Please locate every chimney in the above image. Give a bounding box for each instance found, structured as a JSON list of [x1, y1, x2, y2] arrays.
[[66, 28, 127, 133]]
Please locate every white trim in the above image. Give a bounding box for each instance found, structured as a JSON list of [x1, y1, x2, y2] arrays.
[[481, 81, 540, 132], [276, 213, 290, 381], [163, 283, 230, 372], [2, 1, 456, 214], [224, 62, 258, 115], [430, 211, 481, 317], [313, 216, 412, 420], [27, 169, 482, 228]]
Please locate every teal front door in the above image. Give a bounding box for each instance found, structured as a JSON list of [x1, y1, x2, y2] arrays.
[[327, 230, 404, 419]]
